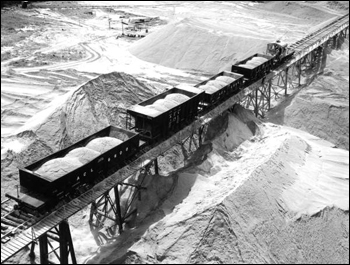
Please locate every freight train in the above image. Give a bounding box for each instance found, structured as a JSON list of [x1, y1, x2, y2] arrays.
[[6, 41, 294, 216]]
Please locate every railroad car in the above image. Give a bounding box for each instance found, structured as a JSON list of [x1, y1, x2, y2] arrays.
[[266, 40, 295, 64], [194, 71, 244, 109], [126, 86, 204, 142], [5, 40, 300, 216], [6, 126, 140, 214], [231, 53, 274, 81]]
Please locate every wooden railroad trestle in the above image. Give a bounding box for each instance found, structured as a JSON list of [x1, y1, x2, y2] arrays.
[[240, 27, 348, 119], [1, 15, 348, 265], [28, 220, 76, 264], [88, 122, 207, 246]]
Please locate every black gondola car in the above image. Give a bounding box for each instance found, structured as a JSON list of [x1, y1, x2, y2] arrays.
[[127, 87, 204, 141], [231, 53, 274, 81], [7, 126, 140, 213], [194, 71, 244, 108]]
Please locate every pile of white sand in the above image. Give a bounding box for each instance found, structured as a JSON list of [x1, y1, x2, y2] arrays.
[[130, 105, 160, 117], [85, 137, 123, 153], [35, 137, 123, 179], [129, 18, 268, 73], [238, 56, 268, 69], [153, 99, 179, 110], [198, 76, 236, 94], [165, 93, 190, 104], [87, 108, 349, 264], [266, 44, 349, 150], [35, 157, 83, 180], [207, 80, 227, 89], [65, 147, 101, 164], [141, 93, 191, 116], [215, 76, 236, 84]]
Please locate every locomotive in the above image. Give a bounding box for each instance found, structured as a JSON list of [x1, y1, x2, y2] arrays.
[[6, 41, 294, 216]]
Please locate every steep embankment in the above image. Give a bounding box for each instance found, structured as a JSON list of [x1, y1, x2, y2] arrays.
[[87, 105, 349, 264], [267, 39, 349, 150]]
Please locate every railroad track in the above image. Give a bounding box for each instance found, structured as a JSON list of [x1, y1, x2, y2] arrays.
[[1, 200, 36, 245], [290, 13, 349, 54], [1, 12, 349, 265], [267, 13, 349, 79]]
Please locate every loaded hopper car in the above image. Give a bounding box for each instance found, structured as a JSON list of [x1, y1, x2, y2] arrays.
[[195, 71, 244, 108], [127, 86, 204, 141], [7, 126, 140, 213], [231, 53, 274, 81]]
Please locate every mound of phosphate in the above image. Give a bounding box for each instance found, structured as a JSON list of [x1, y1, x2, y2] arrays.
[[131, 105, 161, 117], [65, 147, 101, 164], [129, 18, 268, 73], [207, 80, 227, 89], [247, 56, 268, 65], [198, 84, 219, 93], [215, 76, 236, 84], [126, 126, 348, 264], [153, 98, 179, 110], [89, 108, 348, 264], [147, 104, 168, 113], [35, 157, 83, 180], [14, 72, 156, 151], [266, 46, 349, 150], [259, 1, 336, 22], [238, 63, 255, 69], [165, 93, 190, 104], [85, 137, 122, 153]]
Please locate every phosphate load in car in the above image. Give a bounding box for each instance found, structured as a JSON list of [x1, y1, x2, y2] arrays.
[[127, 87, 204, 142], [231, 53, 274, 81], [194, 71, 244, 108], [6, 126, 140, 214]]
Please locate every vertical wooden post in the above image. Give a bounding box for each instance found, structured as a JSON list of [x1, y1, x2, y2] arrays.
[[58, 221, 68, 264], [39, 234, 49, 264], [114, 186, 123, 234], [154, 158, 159, 175], [59, 220, 76, 264]]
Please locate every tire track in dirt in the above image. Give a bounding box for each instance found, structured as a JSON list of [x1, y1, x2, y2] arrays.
[[12, 42, 101, 76]]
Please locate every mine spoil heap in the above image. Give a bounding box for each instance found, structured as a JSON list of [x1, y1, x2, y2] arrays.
[[87, 106, 349, 264], [1, 1, 349, 264]]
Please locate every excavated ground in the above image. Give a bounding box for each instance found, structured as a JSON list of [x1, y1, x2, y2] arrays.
[[1, 1, 349, 264], [85, 106, 349, 264], [266, 39, 349, 150]]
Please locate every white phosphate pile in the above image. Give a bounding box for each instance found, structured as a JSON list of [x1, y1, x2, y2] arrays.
[[132, 93, 190, 117], [197, 75, 237, 93], [237, 56, 269, 69], [34, 137, 122, 180], [86, 107, 349, 264], [129, 18, 268, 74]]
